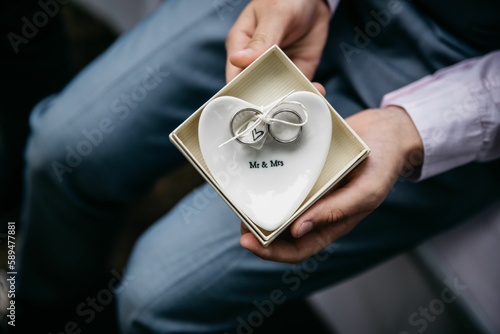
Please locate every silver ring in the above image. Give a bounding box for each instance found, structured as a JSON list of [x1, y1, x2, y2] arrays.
[[268, 109, 303, 144], [230, 108, 268, 145]]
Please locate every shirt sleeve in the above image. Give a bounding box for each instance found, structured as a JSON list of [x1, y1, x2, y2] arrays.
[[381, 50, 500, 181]]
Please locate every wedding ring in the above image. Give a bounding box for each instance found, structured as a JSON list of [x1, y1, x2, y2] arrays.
[[268, 109, 303, 144], [230, 108, 268, 145]]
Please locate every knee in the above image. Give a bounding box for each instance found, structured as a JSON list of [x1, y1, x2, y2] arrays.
[[25, 96, 116, 185]]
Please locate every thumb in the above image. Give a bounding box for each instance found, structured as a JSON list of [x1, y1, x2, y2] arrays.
[[290, 178, 376, 239], [228, 14, 286, 70], [229, 33, 275, 68]]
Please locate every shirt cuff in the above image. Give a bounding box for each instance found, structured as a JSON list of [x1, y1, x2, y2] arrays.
[[381, 51, 500, 181]]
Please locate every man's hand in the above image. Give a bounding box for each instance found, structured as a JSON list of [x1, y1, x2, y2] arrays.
[[240, 106, 424, 263], [225, 0, 330, 87]]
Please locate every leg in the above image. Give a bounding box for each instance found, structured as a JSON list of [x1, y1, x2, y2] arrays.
[[118, 161, 500, 334], [0, 0, 72, 222], [117, 0, 500, 332], [17, 0, 249, 331]]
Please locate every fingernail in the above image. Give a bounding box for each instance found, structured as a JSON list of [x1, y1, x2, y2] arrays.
[[297, 221, 313, 238], [235, 48, 254, 55]]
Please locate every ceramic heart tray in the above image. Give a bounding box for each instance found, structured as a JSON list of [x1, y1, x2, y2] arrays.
[[199, 91, 332, 231], [170, 44, 370, 246]]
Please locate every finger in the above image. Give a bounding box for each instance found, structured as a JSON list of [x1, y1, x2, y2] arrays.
[[241, 221, 351, 263], [240, 222, 250, 235], [226, 7, 288, 81], [240, 232, 264, 254], [312, 82, 326, 96], [226, 55, 246, 83], [291, 192, 353, 239], [290, 168, 376, 238], [230, 17, 287, 67], [292, 56, 321, 81], [225, 8, 254, 82], [283, 4, 330, 80]]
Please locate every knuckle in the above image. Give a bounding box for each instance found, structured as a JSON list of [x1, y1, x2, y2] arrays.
[[249, 32, 269, 46], [365, 187, 386, 209], [326, 208, 347, 225], [324, 207, 353, 236]]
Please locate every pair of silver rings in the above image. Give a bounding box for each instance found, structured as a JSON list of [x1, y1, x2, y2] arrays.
[[230, 108, 303, 145]]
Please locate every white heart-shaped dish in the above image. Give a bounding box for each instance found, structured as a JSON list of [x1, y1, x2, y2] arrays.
[[199, 91, 332, 231]]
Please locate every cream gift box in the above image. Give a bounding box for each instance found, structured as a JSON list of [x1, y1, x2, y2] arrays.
[[169, 45, 370, 247]]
